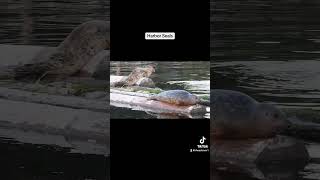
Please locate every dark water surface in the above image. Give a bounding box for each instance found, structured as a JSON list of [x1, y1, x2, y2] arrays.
[[0, 0, 109, 179], [212, 0, 320, 179], [0, 0, 109, 46]]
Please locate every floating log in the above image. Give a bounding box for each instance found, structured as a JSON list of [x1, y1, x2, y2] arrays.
[[110, 75, 208, 117], [0, 126, 108, 156], [212, 135, 309, 168], [111, 89, 206, 118], [0, 98, 109, 155], [0, 86, 107, 112]]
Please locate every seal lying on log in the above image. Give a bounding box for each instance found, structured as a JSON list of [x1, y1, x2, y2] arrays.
[[211, 89, 289, 139], [0, 20, 110, 82], [112, 64, 156, 87], [148, 90, 209, 106]]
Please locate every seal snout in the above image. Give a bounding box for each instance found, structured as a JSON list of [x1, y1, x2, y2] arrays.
[[268, 104, 290, 132]]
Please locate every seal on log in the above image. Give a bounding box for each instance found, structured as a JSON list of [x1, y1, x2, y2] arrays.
[[135, 77, 155, 87], [0, 20, 110, 82], [112, 64, 156, 87], [148, 90, 207, 106], [211, 89, 289, 139]]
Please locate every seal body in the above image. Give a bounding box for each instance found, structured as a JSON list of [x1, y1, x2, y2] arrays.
[[211, 89, 288, 139], [123, 65, 155, 86], [148, 90, 200, 106], [112, 64, 156, 87], [13, 20, 110, 81], [135, 77, 155, 87]]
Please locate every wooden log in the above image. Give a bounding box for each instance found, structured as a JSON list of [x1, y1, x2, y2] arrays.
[[110, 75, 208, 117], [212, 136, 309, 167], [110, 88, 207, 118], [0, 86, 107, 112], [0, 127, 108, 156], [0, 98, 109, 153]]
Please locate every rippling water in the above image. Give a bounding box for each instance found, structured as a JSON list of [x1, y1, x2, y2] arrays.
[[214, 60, 320, 110], [0, 0, 109, 46], [212, 0, 320, 179]]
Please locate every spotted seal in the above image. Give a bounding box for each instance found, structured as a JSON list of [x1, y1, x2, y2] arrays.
[[4, 20, 110, 82], [112, 64, 156, 87], [148, 90, 204, 106], [211, 89, 289, 139]]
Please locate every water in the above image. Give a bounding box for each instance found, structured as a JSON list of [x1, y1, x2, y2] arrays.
[[0, 0, 109, 179], [110, 61, 210, 119], [212, 0, 320, 179], [0, 0, 109, 46]]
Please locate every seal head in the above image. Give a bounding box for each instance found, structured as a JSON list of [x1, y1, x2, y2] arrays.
[[253, 103, 288, 137], [211, 89, 289, 139]]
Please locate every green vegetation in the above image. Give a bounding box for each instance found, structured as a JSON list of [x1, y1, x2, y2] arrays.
[[136, 88, 163, 94], [199, 95, 209, 101], [112, 86, 163, 95]]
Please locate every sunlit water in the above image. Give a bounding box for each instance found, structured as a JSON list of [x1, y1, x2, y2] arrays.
[[110, 61, 210, 119], [0, 0, 109, 179], [212, 0, 320, 179]]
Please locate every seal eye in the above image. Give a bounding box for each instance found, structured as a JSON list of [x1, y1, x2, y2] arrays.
[[273, 113, 279, 119]]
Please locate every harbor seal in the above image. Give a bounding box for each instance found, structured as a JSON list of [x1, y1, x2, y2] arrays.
[[112, 64, 156, 87], [211, 89, 289, 139], [148, 90, 202, 106], [10, 20, 110, 82], [135, 77, 155, 87]]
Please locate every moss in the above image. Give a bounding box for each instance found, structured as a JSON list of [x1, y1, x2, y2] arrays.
[[112, 87, 163, 94], [136, 88, 163, 94], [199, 95, 209, 101]]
